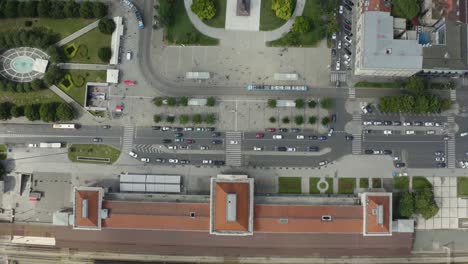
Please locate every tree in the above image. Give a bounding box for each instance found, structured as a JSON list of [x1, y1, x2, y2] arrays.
[[154, 0, 174, 28], [321, 116, 330, 126], [292, 16, 310, 33], [92, 1, 107, 18], [0, 162, 5, 180], [49, 0, 65, 18], [46, 46, 63, 63], [24, 104, 40, 121], [166, 115, 175, 123], [43, 65, 64, 86], [167, 97, 177, 106], [405, 76, 427, 95], [308, 116, 316, 125], [179, 114, 190, 124], [413, 95, 429, 114], [206, 96, 216, 107], [272, 0, 293, 20], [191, 0, 216, 20], [399, 192, 414, 218], [267, 99, 277, 108], [97, 47, 112, 62], [320, 98, 333, 109], [56, 103, 75, 121], [0, 102, 12, 120], [326, 15, 339, 36], [79, 1, 94, 18], [153, 114, 162, 123], [269, 116, 276, 123], [295, 99, 305, 109], [282, 117, 290, 124], [294, 115, 304, 125], [414, 189, 439, 220], [4, 0, 18, 18], [31, 79, 44, 91], [37, 0, 51, 17], [64, 0, 80, 18], [440, 99, 452, 112], [392, 0, 420, 19], [205, 113, 216, 124], [98, 18, 116, 34], [39, 103, 57, 122], [180, 96, 188, 106], [10, 105, 23, 118], [308, 100, 317, 108], [192, 114, 202, 124], [153, 97, 163, 107], [24, 1, 38, 17]]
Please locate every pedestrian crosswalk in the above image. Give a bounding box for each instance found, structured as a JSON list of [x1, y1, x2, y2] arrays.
[[134, 144, 163, 153], [352, 113, 362, 121], [447, 132, 456, 169], [352, 133, 362, 155], [330, 72, 347, 83], [348, 88, 356, 99], [450, 89, 457, 101], [225, 131, 242, 166], [121, 126, 135, 154]]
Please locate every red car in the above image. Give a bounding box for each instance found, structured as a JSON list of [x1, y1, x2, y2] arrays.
[[186, 139, 194, 144], [255, 133, 264, 138], [265, 128, 276, 132], [123, 80, 136, 85]]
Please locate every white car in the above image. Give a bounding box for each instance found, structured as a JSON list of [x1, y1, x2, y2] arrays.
[[287, 147, 297, 152], [344, 35, 352, 43], [332, 33, 337, 40], [126, 51, 132, 60], [183, 127, 193, 131], [373, 150, 382, 154], [459, 161, 467, 168], [361, 105, 368, 114], [229, 140, 239, 144], [319, 160, 328, 166], [339, 5, 343, 14], [162, 126, 171, 131], [335, 61, 341, 71], [202, 159, 212, 164], [343, 54, 350, 60], [461, 132, 468, 137], [328, 128, 334, 136], [28, 143, 38, 148], [435, 122, 442, 127], [363, 121, 372, 125], [129, 151, 138, 158], [426, 130, 435, 135], [253, 146, 263, 151], [273, 135, 283, 139], [140, 158, 149, 163], [383, 130, 392, 135], [435, 157, 445, 162], [403, 121, 412, 126], [200, 146, 208, 150], [424, 122, 434, 127], [167, 145, 177, 150], [405, 130, 415, 135], [337, 40, 342, 49], [373, 121, 382, 125], [169, 159, 178, 164], [343, 60, 350, 65], [296, 135, 305, 139]]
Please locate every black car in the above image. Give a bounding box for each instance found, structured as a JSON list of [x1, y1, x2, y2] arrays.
[[309, 135, 318, 140], [331, 114, 337, 123], [343, 24, 351, 31], [291, 128, 301, 133], [156, 158, 166, 163], [437, 162, 446, 168], [319, 136, 328, 141], [331, 48, 337, 56], [211, 132, 221, 137], [308, 146, 319, 152], [345, 135, 354, 141], [162, 139, 172, 144], [172, 127, 183, 132], [392, 121, 402, 126], [344, 48, 352, 55], [366, 105, 373, 113], [213, 160, 225, 166], [279, 128, 288, 133], [344, 4, 352, 11], [395, 162, 406, 168], [206, 127, 216, 131], [93, 138, 102, 142], [364, 129, 372, 134], [344, 18, 351, 25], [152, 126, 161, 130], [414, 121, 423, 126], [212, 139, 223, 144], [383, 150, 392, 155], [383, 121, 392, 126], [174, 133, 183, 138], [345, 0, 354, 6], [344, 30, 353, 37], [277, 147, 287, 151], [365, 149, 373, 154]]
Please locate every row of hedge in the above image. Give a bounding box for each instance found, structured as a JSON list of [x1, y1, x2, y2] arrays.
[[0, 0, 107, 19], [0, 28, 58, 50], [0, 101, 75, 122]]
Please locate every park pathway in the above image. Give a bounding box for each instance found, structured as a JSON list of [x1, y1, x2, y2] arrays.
[[183, 0, 305, 43], [58, 63, 112, 71], [54, 20, 100, 47]]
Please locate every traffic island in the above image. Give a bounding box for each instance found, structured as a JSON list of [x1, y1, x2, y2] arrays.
[[68, 144, 120, 164]]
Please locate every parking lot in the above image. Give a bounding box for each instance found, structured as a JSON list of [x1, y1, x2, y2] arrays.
[[331, 0, 355, 83]]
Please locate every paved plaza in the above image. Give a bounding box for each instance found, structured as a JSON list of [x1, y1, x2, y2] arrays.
[[225, 0, 261, 31], [0, 47, 49, 82]]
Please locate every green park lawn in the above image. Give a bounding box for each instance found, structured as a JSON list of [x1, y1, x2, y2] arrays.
[[203, 0, 226, 28], [260, 0, 292, 30], [64, 28, 111, 64], [167, 0, 219, 45], [0, 89, 63, 106], [278, 177, 301, 194], [57, 70, 107, 106], [394, 176, 410, 190], [412, 176, 432, 191], [338, 178, 356, 194], [309, 177, 320, 194], [458, 177, 468, 196], [68, 144, 121, 164], [0, 17, 95, 40], [360, 178, 369, 188]]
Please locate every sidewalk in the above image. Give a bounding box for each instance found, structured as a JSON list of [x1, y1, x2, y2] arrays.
[[54, 20, 100, 47], [58, 63, 112, 71]]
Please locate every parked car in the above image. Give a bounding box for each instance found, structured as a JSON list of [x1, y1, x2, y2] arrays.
[[328, 128, 334, 136], [273, 135, 283, 139], [414, 121, 423, 126], [253, 146, 263, 151], [172, 127, 183, 132], [345, 0, 354, 6], [174, 138, 184, 143], [129, 151, 138, 158], [383, 150, 392, 155], [287, 147, 297, 152], [319, 136, 328, 140], [186, 139, 194, 144], [123, 80, 136, 85], [318, 160, 328, 166], [256, 133, 264, 138], [426, 130, 435, 135], [392, 121, 402, 126], [180, 160, 190, 164], [424, 122, 435, 127], [364, 149, 373, 154], [200, 146, 208, 150], [435, 157, 445, 162], [155, 158, 166, 163], [344, 4, 352, 11], [277, 147, 287, 151], [343, 24, 351, 31], [309, 135, 318, 140], [435, 151, 444, 156], [308, 146, 319, 152], [383, 121, 392, 126], [461, 132, 468, 137], [403, 121, 412, 126], [206, 127, 216, 131], [168, 159, 178, 164], [162, 126, 171, 131], [291, 128, 301, 133], [93, 138, 102, 142], [339, 5, 343, 14], [202, 160, 212, 164], [296, 135, 305, 139], [174, 133, 183, 138], [279, 128, 288, 133], [183, 127, 193, 131], [405, 130, 415, 135], [336, 61, 341, 71], [437, 162, 446, 168], [266, 128, 276, 132], [331, 48, 337, 56], [344, 35, 352, 43], [211, 132, 221, 137], [363, 121, 372, 125], [212, 139, 223, 144], [213, 160, 225, 166], [344, 48, 352, 55], [102, 125, 111, 129], [162, 139, 172, 144], [140, 158, 149, 163], [395, 162, 406, 168], [373, 121, 382, 125], [344, 18, 351, 25], [384, 130, 392, 135]]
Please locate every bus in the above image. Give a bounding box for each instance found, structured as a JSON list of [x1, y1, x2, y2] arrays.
[[53, 124, 77, 129], [246, 85, 309, 92]]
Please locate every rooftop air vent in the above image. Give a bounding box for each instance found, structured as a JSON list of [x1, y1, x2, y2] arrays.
[[322, 215, 332, 222], [386, 48, 392, 55], [279, 218, 289, 224]]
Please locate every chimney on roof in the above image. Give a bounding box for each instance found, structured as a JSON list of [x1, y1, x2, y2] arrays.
[[81, 199, 88, 219]]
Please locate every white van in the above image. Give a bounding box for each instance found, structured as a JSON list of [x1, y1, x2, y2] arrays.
[[126, 51, 132, 60]]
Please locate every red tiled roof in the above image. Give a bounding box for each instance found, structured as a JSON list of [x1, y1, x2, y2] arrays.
[[213, 183, 250, 232], [361, 0, 391, 13], [75, 191, 99, 228], [366, 195, 391, 234]]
